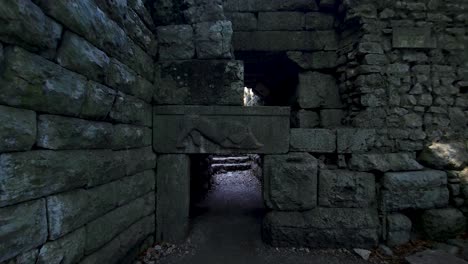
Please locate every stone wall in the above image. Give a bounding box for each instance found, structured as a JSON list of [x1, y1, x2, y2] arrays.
[[0, 0, 157, 263]]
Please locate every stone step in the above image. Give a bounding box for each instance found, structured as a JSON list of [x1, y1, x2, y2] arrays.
[[211, 156, 251, 164], [211, 163, 251, 173]]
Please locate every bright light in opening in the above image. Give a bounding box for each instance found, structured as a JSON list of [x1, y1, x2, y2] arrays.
[[243, 87, 255, 106]]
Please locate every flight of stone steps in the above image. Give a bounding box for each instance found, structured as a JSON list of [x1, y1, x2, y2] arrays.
[[210, 155, 252, 174]]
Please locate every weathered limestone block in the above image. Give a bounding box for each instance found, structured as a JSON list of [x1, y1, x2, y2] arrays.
[[85, 193, 154, 253], [56, 31, 110, 83], [291, 110, 320, 128], [290, 129, 336, 153], [157, 25, 195, 60], [337, 129, 376, 153], [287, 51, 337, 70], [387, 213, 412, 246], [263, 208, 379, 248], [319, 170, 375, 208], [156, 155, 190, 242], [382, 170, 449, 211], [350, 153, 424, 172], [194, 21, 233, 59], [0, 200, 47, 263], [37, 115, 113, 150], [113, 147, 156, 179], [393, 27, 436, 48], [422, 208, 466, 241], [297, 71, 342, 109], [305, 12, 334, 30], [80, 81, 116, 120], [264, 153, 318, 211], [105, 59, 153, 103], [153, 106, 290, 154], [37, 228, 85, 264], [224, 0, 318, 11], [0, 47, 87, 116], [183, 0, 225, 23], [112, 124, 152, 150], [116, 170, 155, 206], [0, 105, 36, 152], [109, 93, 152, 127], [233, 31, 337, 51], [0, 151, 91, 207], [225, 12, 257, 31], [418, 142, 468, 170], [0, 0, 62, 52], [258, 12, 304, 30], [154, 60, 243, 105], [320, 109, 344, 127]]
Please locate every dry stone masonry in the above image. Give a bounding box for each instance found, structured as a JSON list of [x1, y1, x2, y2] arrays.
[[0, 0, 467, 263]]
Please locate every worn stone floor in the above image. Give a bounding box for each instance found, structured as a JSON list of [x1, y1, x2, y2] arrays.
[[158, 170, 369, 264]]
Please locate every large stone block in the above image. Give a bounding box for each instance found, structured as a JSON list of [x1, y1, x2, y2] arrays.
[[350, 153, 424, 172], [0, 200, 47, 263], [320, 109, 344, 127], [258, 12, 304, 30], [290, 129, 336, 153], [157, 25, 195, 60], [263, 208, 379, 248], [305, 12, 334, 30], [387, 213, 412, 246], [117, 215, 155, 259], [183, 0, 225, 24], [109, 93, 152, 127], [153, 106, 290, 154], [116, 170, 155, 206], [0, 0, 62, 52], [0, 47, 87, 116], [122, 9, 158, 56], [0, 105, 36, 152], [337, 129, 376, 153], [86, 150, 124, 187], [105, 59, 154, 103], [264, 153, 318, 211], [422, 208, 466, 241], [382, 170, 449, 211], [194, 21, 233, 59], [319, 170, 375, 208], [156, 155, 190, 242], [224, 0, 318, 11], [37, 115, 113, 150], [287, 51, 338, 70], [297, 71, 342, 109], [154, 60, 243, 105], [393, 27, 436, 49], [291, 110, 320, 128], [56, 31, 110, 83], [37, 228, 85, 264], [85, 193, 154, 253], [112, 147, 156, 180], [112, 124, 152, 150], [80, 81, 116, 120], [225, 12, 257, 31], [0, 151, 91, 207], [418, 142, 468, 170], [233, 31, 337, 51]]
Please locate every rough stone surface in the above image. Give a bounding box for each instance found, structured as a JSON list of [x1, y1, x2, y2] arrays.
[[0, 199, 47, 263], [154, 60, 243, 105], [0, 47, 87, 116], [320, 109, 344, 127], [418, 142, 468, 170], [263, 208, 379, 248], [258, 12, 304, 30], [422, 208, 466, 241], [349, 153, 424, 172], [264, 153, 318, 211], [319, 170, 375, 208], [382, 170, 449, 211], [406, 250, 468, 264], [80, 81, 116, 120], [56, 31, 110, 83], [194, 21, 233, 59], [112, 124, 152, 150], [0, 0, 62, 52], [0, 151, 90, 207], [290, 129, 336, 153], [225, 12, 257, 31], [153, 106, 290, 154], [291, 110, 320, 128], [156, 155, 190, 242], [224, 0, 319, 12], [183, 0, 225, 24], [386, 213, 412, 247], [297, 71, 342, 109], [304, 12, 334, 30], [287, 51, 337, 70], [37, 228, 85, 264], [37, 115, 113, 150], [157, 25, 194, 60], [109, 93, 152, 127], [112, 147, 156, 182], [337, 129, 376, 154], [116, 170, 155, 206], [393, 27, 436, 49], [0, 105, 36, 152]]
